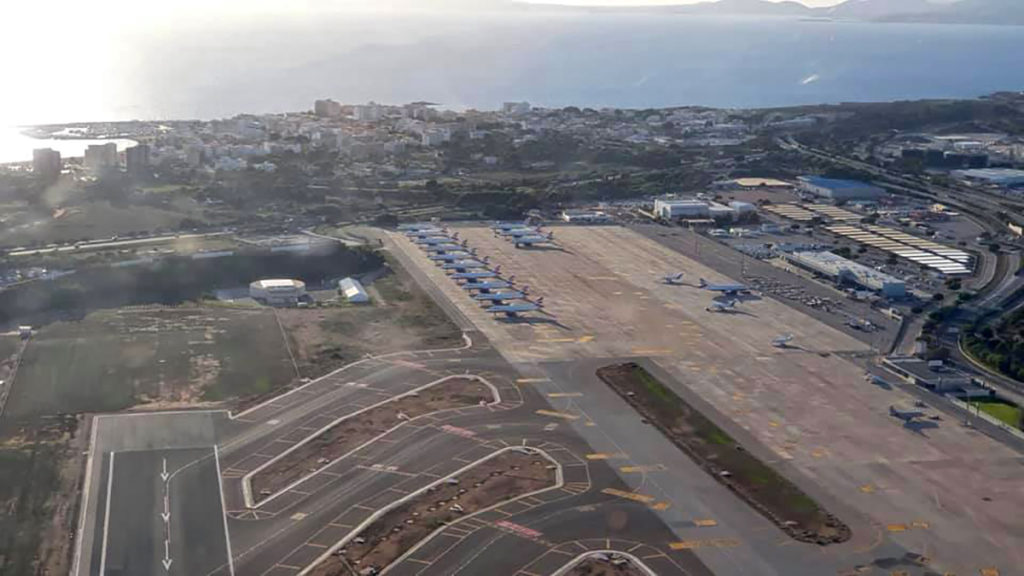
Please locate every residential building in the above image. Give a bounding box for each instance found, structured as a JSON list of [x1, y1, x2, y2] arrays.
[[314, 99, 343, 118], [125, 144, 151, 176], [84, 143, 118, 174], [32, 148, 62, 180]]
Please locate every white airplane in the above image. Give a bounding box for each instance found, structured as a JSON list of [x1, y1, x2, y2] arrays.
[[491, 221, 529, 231], [771, 334, 794, 348], [662, 273, 685, 285], [514, 232, 555, 248], [890, 405, 926, 423], [699, 278, 748, 296], [497, 227, 541, 238], [486, 297, 544, 318], [706, 299, 739, 313]]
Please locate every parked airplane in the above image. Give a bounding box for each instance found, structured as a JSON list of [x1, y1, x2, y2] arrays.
[[889, 405, 926, 422], [442, 259, 490, 271], [514, 232, 555, 248], [429, 252, 475, 262], [496, 227, 540, 238], [771, 334, 794, 348], [462, 280, 514, 292], [699, 278, 748, 295], [662, 273, 685, 285], [474, 291, 528, 303], [416, 236, 459, 245], [486, 297, 544, 318], [451, 268, 502, 281], [706, 299, 739, 313], [423, 241, 468, 253], [405, 228, 448, 238], [491, 221, 529, 231]]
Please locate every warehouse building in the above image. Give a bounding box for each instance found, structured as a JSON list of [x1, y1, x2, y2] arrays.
[[654, 198, 752, 221], [338, 277, 370, 303], [953, 168, 1024, 188], [250, 279, 307, 306], [654, 199, 709, 220], [785, 250, 907, 298], [798, 176, 885, 201]]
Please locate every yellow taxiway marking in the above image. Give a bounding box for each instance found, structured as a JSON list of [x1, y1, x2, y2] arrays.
[[620, 464, 666, 473], [601, 488, 655, 504], [630, 348, 672, 356], [548, 392, 583, 398], [584, 421, 597, 427], [980, 568, 1000, 576], [577, 335, 595, 343], [693, 519, 718, 527], [768, 421, 780, 428], [859, 484, 876, 494], [911, 521, 930, 529], [538, 338, 577, 343], [887, 524, 908, 532], [586, 453, 627, 460], [811, 448, 829, 458], [536, 409, 579, 421], [649, 502, 671, 511], [669, 538, 740, 550], [516, 378, 551, 384]]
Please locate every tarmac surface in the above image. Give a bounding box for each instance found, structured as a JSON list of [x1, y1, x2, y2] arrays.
[[71, 223, 1022, 576], [74, 333, 713, 576], [388, 224, 1024, 576]]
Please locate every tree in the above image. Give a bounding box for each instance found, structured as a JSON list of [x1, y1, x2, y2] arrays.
[[932, 293, 945, 302]]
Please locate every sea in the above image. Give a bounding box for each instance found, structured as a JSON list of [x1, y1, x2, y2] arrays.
[[2, 12, 1023, 163]]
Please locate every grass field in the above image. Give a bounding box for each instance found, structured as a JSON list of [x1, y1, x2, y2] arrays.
[[0, 202, 196, 247], [970, 399, 1023, 429], [5, 307, 296, 419]]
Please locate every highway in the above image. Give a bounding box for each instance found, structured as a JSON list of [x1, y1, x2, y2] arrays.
[[6, 232, 232, 257]]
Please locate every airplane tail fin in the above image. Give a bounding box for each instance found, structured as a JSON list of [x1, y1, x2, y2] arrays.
[[699, 278, 708, 288], [547, 231, 555, 240], [535, 297, 544, 307], [508, 274, 516, 284], [494, 265, 502, 274], [521, 285, 530, 294]]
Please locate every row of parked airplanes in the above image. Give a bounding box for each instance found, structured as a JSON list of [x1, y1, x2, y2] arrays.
[[401, 222, 549, 318]]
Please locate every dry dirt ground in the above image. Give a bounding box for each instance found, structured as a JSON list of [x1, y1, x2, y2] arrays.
[[275, 267, 463, 379], [392, 225, 1024, 575], [0, 415, 85, 576], [309, 450, 557, 576], [250, 377, 494, 500], [6, 307, 295, 419], [566, 556, 649, 576]]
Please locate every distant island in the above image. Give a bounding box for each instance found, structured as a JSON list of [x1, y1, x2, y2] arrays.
[[517, 0, 1024, 26]]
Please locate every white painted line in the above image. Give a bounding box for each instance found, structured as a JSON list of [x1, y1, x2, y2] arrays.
[[297, 446, 564, 576], [231, 332, 474, 420], [99, 452, 115, 576], [72, 414, 101, 576], [214, 446, 236, 575], [550, 550, 659, 576], [243, 374, 502, 509]]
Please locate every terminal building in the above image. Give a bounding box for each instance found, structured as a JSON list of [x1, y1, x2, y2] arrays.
[[798, 176, 886, 201], [953, 168, 1024, 188], [784, 250, 907, 298], [249, 279, 307, 306]]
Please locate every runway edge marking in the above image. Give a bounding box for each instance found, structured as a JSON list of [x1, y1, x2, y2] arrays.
[[295, 445, 566, 576]]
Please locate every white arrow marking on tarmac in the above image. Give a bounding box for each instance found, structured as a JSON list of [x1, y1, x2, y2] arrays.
[[160, 458, 169, 482], [163, 540, 173, 571], [162, 495, 170, 524]]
